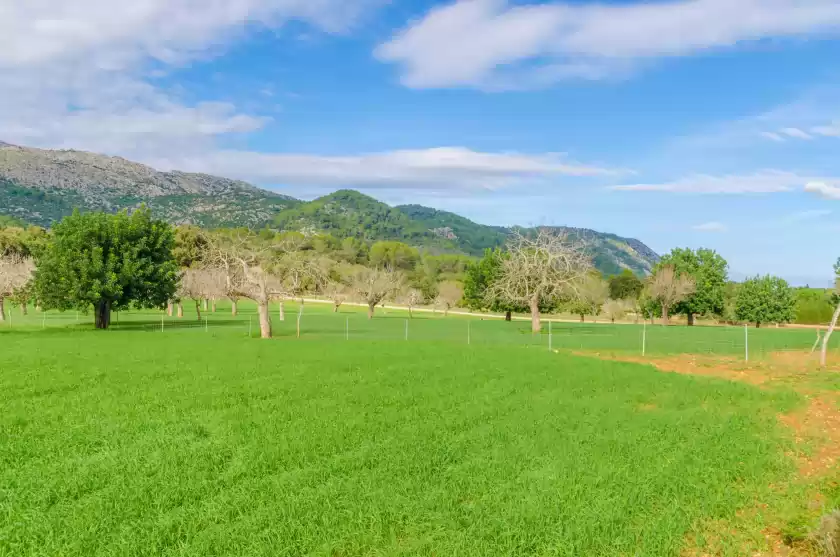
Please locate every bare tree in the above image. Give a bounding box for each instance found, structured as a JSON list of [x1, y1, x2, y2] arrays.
[[178, 268, 226, 321], [207, 235, 245, 316], [0, 254, 34, 322], [324, 281, 350, 312], [568, 275, 609, 322], [400, 288, 424, 318], [435, 281, 463, 317], [353, 267, 401, 319], [602, 299, 630, 324], [648, 265, 695, 325], [488, 229, 592, 333]]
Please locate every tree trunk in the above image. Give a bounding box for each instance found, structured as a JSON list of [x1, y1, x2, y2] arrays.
[[579, 314, 584, 322], [611, 318, 615, 324], [0, 298, 5, 322], [756, 322, 761, 329], [409, 306, 413, 318], [21, 302, 27, 316], [661, 304, 669, 326], [279, 301, 285, 321], [212, 299, 217, 313], [505, 310, 512, 322], [94, 300, 111, 329], [177, 303, 183, 318], [333, 302, 340, 313], [203, 299, 208, 312], [368, 303, 375, 319], [257, 300, 272, 339], [195, 300, 202, 321], [821, 303, 840, 367], [167, 302, 173, 317], [530, 297, 541, 333], [231, 299, 238, 316], [687, 313, 695, 326], [444, 307, 449, 317]]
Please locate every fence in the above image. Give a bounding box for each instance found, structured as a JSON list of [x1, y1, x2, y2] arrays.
[[1, 301, 833, 360]]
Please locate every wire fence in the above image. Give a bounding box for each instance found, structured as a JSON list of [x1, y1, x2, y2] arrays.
[[2, 300, 833, 361]]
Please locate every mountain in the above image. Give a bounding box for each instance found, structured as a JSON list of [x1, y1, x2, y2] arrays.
[[0, 142, 659, 275], [0, 143, 298, 228], [274, 191, 659, 275]]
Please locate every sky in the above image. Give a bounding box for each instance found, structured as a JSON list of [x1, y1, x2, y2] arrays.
[[2, 0, 840, 285]]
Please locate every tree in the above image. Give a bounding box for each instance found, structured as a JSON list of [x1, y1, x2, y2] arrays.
[[602, 299, 630, 323], [488, 229, 592, 332], [369, 241, 419, 271], [173, 226, 209, 268], [435, 281, 463, 316], [608, 269, 643, 301], [353, 267, 401, 319], [735, 275, 796, 328], [324, 281, 350, 312], [33, 209, 178, 329], [463, 248, 520, 320], [400, 288, 424, 318], [822, 261, 840, 367], [177, 268, 225, 320], [0, 254, 34, 321], [567, 275, 608, 322], [647, 265, 695, 325], [657, 248, 728, 325]]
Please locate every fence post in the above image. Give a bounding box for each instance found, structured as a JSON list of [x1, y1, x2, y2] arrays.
[[642, 321, 647, 356], [744, 324, 749, 362], [296, 313, 301, 338], [549, 320, 552, 352], [205, 316, 208, 333]]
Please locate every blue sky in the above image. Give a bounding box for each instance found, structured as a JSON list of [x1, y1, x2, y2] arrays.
[[2, 0, 840, 285]]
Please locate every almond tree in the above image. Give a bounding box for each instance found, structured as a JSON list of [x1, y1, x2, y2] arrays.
[[567, 275, 609, 322], [400, 288, 424, 318], [0, 254, 34, 321], [324, 281, 350, 312], [178, 268, 225, 320], [488, 229, 592, 333], [821, 260, 840, 367], [353, 267, 402, 319], [207, 234, 245, 316], [647, 265, 695, 325], [435, 281, 463, 317], [601, 299, 630, 324]]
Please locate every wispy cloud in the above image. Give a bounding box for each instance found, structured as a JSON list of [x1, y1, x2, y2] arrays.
[[148, 147, 622, 191], [692, 221, 728, 232], [760, 131, 786, 142], [611, 171, 840, 194], [376, 0, 840, 89], [780, 127, 813, 140], [783, 209, 833, 223]]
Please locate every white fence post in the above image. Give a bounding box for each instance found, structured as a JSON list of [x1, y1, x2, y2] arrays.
[[549, 320, 552, 352], [744, 324, 749, 362]]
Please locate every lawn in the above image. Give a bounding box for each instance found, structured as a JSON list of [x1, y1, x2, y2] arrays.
[[0, 327, 801, 556]]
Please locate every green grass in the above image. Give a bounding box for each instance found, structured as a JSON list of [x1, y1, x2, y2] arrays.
[[1, 299, 836, 358], [0, 327, 801, 556]]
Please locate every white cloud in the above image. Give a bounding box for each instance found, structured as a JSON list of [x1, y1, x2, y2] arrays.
[[611, 171, 839, 194], [783, 209, 832, 222], [780, 127, 813, 140], [0, 0, 377, 162], [692, 221, 728, 232], [376, 0, 840, 89], [760, 131, 786, 142], [148, 147, 622, 190], [805, 181, 840, 200], [812, 123, 840, 137]]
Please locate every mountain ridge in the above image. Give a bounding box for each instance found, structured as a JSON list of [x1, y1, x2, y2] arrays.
[[0, 142, 659, 275]]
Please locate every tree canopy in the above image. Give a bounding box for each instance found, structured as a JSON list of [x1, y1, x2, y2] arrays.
[[34, 208, 179, 329], [735, 275, 795, 328], [608, 269, 644, 301], [657, 248, 728, 324]]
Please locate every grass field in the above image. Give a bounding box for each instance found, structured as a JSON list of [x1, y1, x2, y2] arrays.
[[1, 299, 837, 358], [1, 329, 802, 556]]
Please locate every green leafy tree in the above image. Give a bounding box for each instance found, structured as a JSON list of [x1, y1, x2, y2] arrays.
[[34, 208, 179, 329], [608, 269, 644, 301], [173, 225, 209, 268], [369, 241, 419, 271], [463, 248, 522, 320], [735, 275, 796, 328], [567, 275, 609, 322], [657, 248, 728, 325]]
